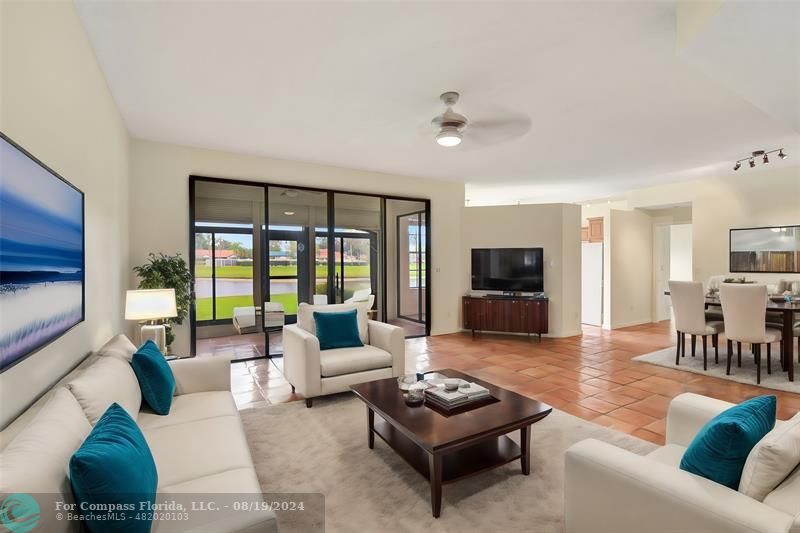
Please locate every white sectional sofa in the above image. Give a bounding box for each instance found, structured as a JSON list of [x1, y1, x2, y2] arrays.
[[565, 393, 800, 533], [0, 334, 277, 533]]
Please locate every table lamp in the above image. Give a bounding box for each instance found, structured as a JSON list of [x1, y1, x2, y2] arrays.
[[125, 289, 178, 352]]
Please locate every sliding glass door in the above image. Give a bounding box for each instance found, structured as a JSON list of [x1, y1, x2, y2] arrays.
[[190, 177, 429, 357]]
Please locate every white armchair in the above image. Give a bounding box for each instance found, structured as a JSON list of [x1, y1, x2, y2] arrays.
[[282, 302, 405, 407], [565, 393, 800, 533]]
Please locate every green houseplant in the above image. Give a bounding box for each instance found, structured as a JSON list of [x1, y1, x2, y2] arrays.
[[132, 253, 193, 349]]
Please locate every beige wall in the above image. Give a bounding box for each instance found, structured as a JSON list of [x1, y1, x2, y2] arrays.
[[462, 204, 582, 337], [609, 209, 654, 328], [582, 165, 799, 331], [0, 1, 130, 427], [624, 165, 800, 287], [129, 139, 464, 354]]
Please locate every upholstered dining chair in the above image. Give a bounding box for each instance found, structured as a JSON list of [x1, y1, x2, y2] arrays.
[[719, 284, 782, 384], [669, 281, 724, 370]]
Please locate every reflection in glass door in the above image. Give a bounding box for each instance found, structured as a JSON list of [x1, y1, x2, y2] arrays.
[[332, 193, 382, 317], [398, 212, 426, 323]]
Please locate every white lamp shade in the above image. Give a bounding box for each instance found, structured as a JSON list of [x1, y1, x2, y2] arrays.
[[125, 289, 178, 321]]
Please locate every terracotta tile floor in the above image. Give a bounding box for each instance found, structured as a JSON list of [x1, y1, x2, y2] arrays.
[[227, 321, 800, 444]]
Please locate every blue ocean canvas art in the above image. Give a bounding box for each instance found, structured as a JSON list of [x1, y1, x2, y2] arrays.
[[0, 134, 84, 371]]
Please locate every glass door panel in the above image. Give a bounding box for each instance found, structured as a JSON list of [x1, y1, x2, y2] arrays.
[[386, 199, 429, 337], [332, 193, 381, 318], [267, 187, 327, 358], [194, 232, 213, 321], [342, 236, 372, 301], [268, 238, 300, 316], [213, 232, 254, 320]]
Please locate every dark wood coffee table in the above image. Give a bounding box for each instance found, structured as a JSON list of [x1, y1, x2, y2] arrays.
[[350, 369, 552, 517]]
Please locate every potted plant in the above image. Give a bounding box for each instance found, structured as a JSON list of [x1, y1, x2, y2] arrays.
[[132, 253, 193, 350]]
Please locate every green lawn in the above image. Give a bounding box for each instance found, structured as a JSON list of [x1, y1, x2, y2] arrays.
[[196, 294, 298, 321], [195, 264, 370, 279]]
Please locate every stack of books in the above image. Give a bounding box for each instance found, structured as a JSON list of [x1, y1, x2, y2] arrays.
[[424, 382, 490, 410]]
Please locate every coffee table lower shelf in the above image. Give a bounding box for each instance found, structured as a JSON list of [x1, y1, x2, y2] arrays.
[[372, 416, 522, 484]]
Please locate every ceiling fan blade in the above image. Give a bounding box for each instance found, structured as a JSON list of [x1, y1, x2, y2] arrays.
[[465, 115, 532, 147]]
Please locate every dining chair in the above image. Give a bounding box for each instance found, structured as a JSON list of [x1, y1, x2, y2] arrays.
[[719, 284, 782, 384], [669, 281, 724, 370]]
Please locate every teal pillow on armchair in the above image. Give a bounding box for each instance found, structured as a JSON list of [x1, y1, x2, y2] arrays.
[[313, 309, 364, 350], [680, 395, 776, 489], [131, 339, 175, 415]]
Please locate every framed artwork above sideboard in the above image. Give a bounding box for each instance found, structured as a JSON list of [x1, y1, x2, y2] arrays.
[[729, 225, 800, 273]]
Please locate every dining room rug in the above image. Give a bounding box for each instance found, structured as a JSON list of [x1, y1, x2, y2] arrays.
[[240, 394, 655, 533], [634, 347, 800, 394]]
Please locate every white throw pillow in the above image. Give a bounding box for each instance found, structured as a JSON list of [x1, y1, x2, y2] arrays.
[[96, 333, 138, 361], [66, 355, 142, 424], [297, 302, 369, 344], [0, 388, 91, 533], [739, 412, 800, 501]]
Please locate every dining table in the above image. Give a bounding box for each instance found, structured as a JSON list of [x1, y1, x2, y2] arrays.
[[703, 296, 799, 382], [663, 290, 799, 382]]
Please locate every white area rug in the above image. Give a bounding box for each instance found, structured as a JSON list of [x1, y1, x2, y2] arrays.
[[240, 394, 655, 533], [634, 347, 800, 394]]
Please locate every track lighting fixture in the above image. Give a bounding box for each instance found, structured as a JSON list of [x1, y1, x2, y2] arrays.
[[733, 148, 786, 171]]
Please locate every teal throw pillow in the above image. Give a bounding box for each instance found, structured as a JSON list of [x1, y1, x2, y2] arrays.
[[679, 395, 776, 489], [314, 309, 364, 350], [69, 403, 158, 533], [131, 339, 175, 415]]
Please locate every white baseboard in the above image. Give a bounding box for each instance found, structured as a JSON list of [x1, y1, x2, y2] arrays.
[[611, 319, 652, 329]]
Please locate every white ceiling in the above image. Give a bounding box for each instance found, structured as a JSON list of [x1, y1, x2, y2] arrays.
[[75, 1, 799, 204]]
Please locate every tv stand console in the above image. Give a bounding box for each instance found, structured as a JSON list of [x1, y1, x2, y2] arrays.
[[462, 295, 549, 340]]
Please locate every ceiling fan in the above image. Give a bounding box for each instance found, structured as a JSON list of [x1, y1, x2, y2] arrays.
[[430, 91, 531, 148]]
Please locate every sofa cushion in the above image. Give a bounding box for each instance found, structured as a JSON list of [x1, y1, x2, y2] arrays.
[[314, 309, 364, 350], [740, 412, 800, 501], [680, 395, 776, 489], [320, 345, 392, 377], [763, 463, 800, 516], [137, 391, 238, 431], [70, 403, 158, 533], [143, 415, 254, 488], [131, 340, 176, 415], [0, 388, 90, 533], [96, 333, 138, 361], [297, 301, 369, 344], [646, 444, 687, 467], [67, 355, 142, 424]]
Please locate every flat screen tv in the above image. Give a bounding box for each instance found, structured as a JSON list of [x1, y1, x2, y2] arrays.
[[0, 133, 85, 372], [471, 248, 544, 292]]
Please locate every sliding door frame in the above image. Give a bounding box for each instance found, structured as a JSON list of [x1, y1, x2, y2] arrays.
[[188, 175, 432, 355], [396, 210, 427, 325]]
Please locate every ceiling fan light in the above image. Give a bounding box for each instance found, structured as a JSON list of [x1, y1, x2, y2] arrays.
[[779, 149, 787, 159], [763, 153, 770, 164], [749, 158, 755, 168], [733, 162, 741, 171], [436, 127, 462, 147]]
